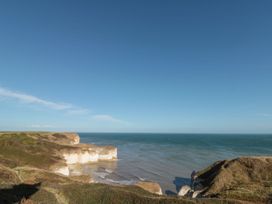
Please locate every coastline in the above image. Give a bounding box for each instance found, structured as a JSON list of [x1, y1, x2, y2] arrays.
[[79, 132, 272, 193], [0, 132, 271, 203]]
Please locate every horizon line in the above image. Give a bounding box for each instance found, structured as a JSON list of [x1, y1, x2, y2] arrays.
[[1, 130, 272, 135]]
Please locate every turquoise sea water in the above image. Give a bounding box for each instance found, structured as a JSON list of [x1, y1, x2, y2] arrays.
[[74, 133, 272, 194]]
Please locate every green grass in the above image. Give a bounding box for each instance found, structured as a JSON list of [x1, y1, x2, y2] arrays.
[[0, 133, 63, 169], [61, 183, 202, 204]]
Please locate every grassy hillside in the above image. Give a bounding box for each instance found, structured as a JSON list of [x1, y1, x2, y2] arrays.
[[0, 132, 65, 170], [196, 157, 272, 203]]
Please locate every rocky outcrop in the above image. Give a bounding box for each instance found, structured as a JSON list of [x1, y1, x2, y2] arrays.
[[135, 181, 163, 195], [0, 132, 117, 177], [52, 135, 117, 175], [39, 133, 118, 171], [45, 133, 118, 166], [185, 157, 272, 203], [192, 190, 202, 198], [178, 185, 191, 197]]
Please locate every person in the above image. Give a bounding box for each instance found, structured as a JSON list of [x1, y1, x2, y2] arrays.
[[190, 170, 197, 189]]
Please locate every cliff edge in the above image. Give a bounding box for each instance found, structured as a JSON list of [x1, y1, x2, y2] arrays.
[[192, 157, 272, 203], [0, 132, 117, 176]]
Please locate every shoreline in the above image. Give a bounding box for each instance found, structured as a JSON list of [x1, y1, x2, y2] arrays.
[[79, 132, 272, 194], [0, 131, 271, 203]]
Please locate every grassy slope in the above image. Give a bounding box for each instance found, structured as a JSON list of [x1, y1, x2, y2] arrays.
[[0, 165, 205, 204], [196, 157, 272, 203], [0, 132, 65, 169]]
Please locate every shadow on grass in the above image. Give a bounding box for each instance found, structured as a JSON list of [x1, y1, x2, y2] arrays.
[[0, 182, 41, 204], [268, 193, 272, 203], [165, 177, 191, 195]]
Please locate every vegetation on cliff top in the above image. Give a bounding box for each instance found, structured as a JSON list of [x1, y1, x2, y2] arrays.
[[196, 157, 272, 203], [0, 132, 64, 169]]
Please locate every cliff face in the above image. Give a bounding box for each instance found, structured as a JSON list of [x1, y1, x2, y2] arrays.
[[194, 157, 272, 203], [0, 132, 197, 204], [61, 144, 117, 164], [0, 132, 117, 176]]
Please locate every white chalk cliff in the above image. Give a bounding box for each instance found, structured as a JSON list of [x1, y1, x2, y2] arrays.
[[62, 145, 117, 164], [47, 133, 117, 176]]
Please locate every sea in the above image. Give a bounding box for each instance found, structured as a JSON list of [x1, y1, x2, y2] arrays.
[[68, 133, 272, 194]]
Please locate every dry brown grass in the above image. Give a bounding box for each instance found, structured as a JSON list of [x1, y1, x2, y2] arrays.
[[19, 197, 35, 204]]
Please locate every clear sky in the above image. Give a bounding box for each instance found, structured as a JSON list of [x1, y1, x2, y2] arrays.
[[0, 1, 272, 133]]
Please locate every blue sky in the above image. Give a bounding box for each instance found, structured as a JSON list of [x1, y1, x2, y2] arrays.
[[0, 1, 272, 133]]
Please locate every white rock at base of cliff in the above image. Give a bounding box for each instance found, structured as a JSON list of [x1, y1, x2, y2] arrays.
[[178, 185, 191, 196], [135, 181, 163, 195], [192, 190, 202, 198]]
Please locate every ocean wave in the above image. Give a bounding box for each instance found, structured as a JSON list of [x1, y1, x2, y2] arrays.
[[137, 176, 145, 181], [93, 172, 109, 179], [105, 168, 113, 173]]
